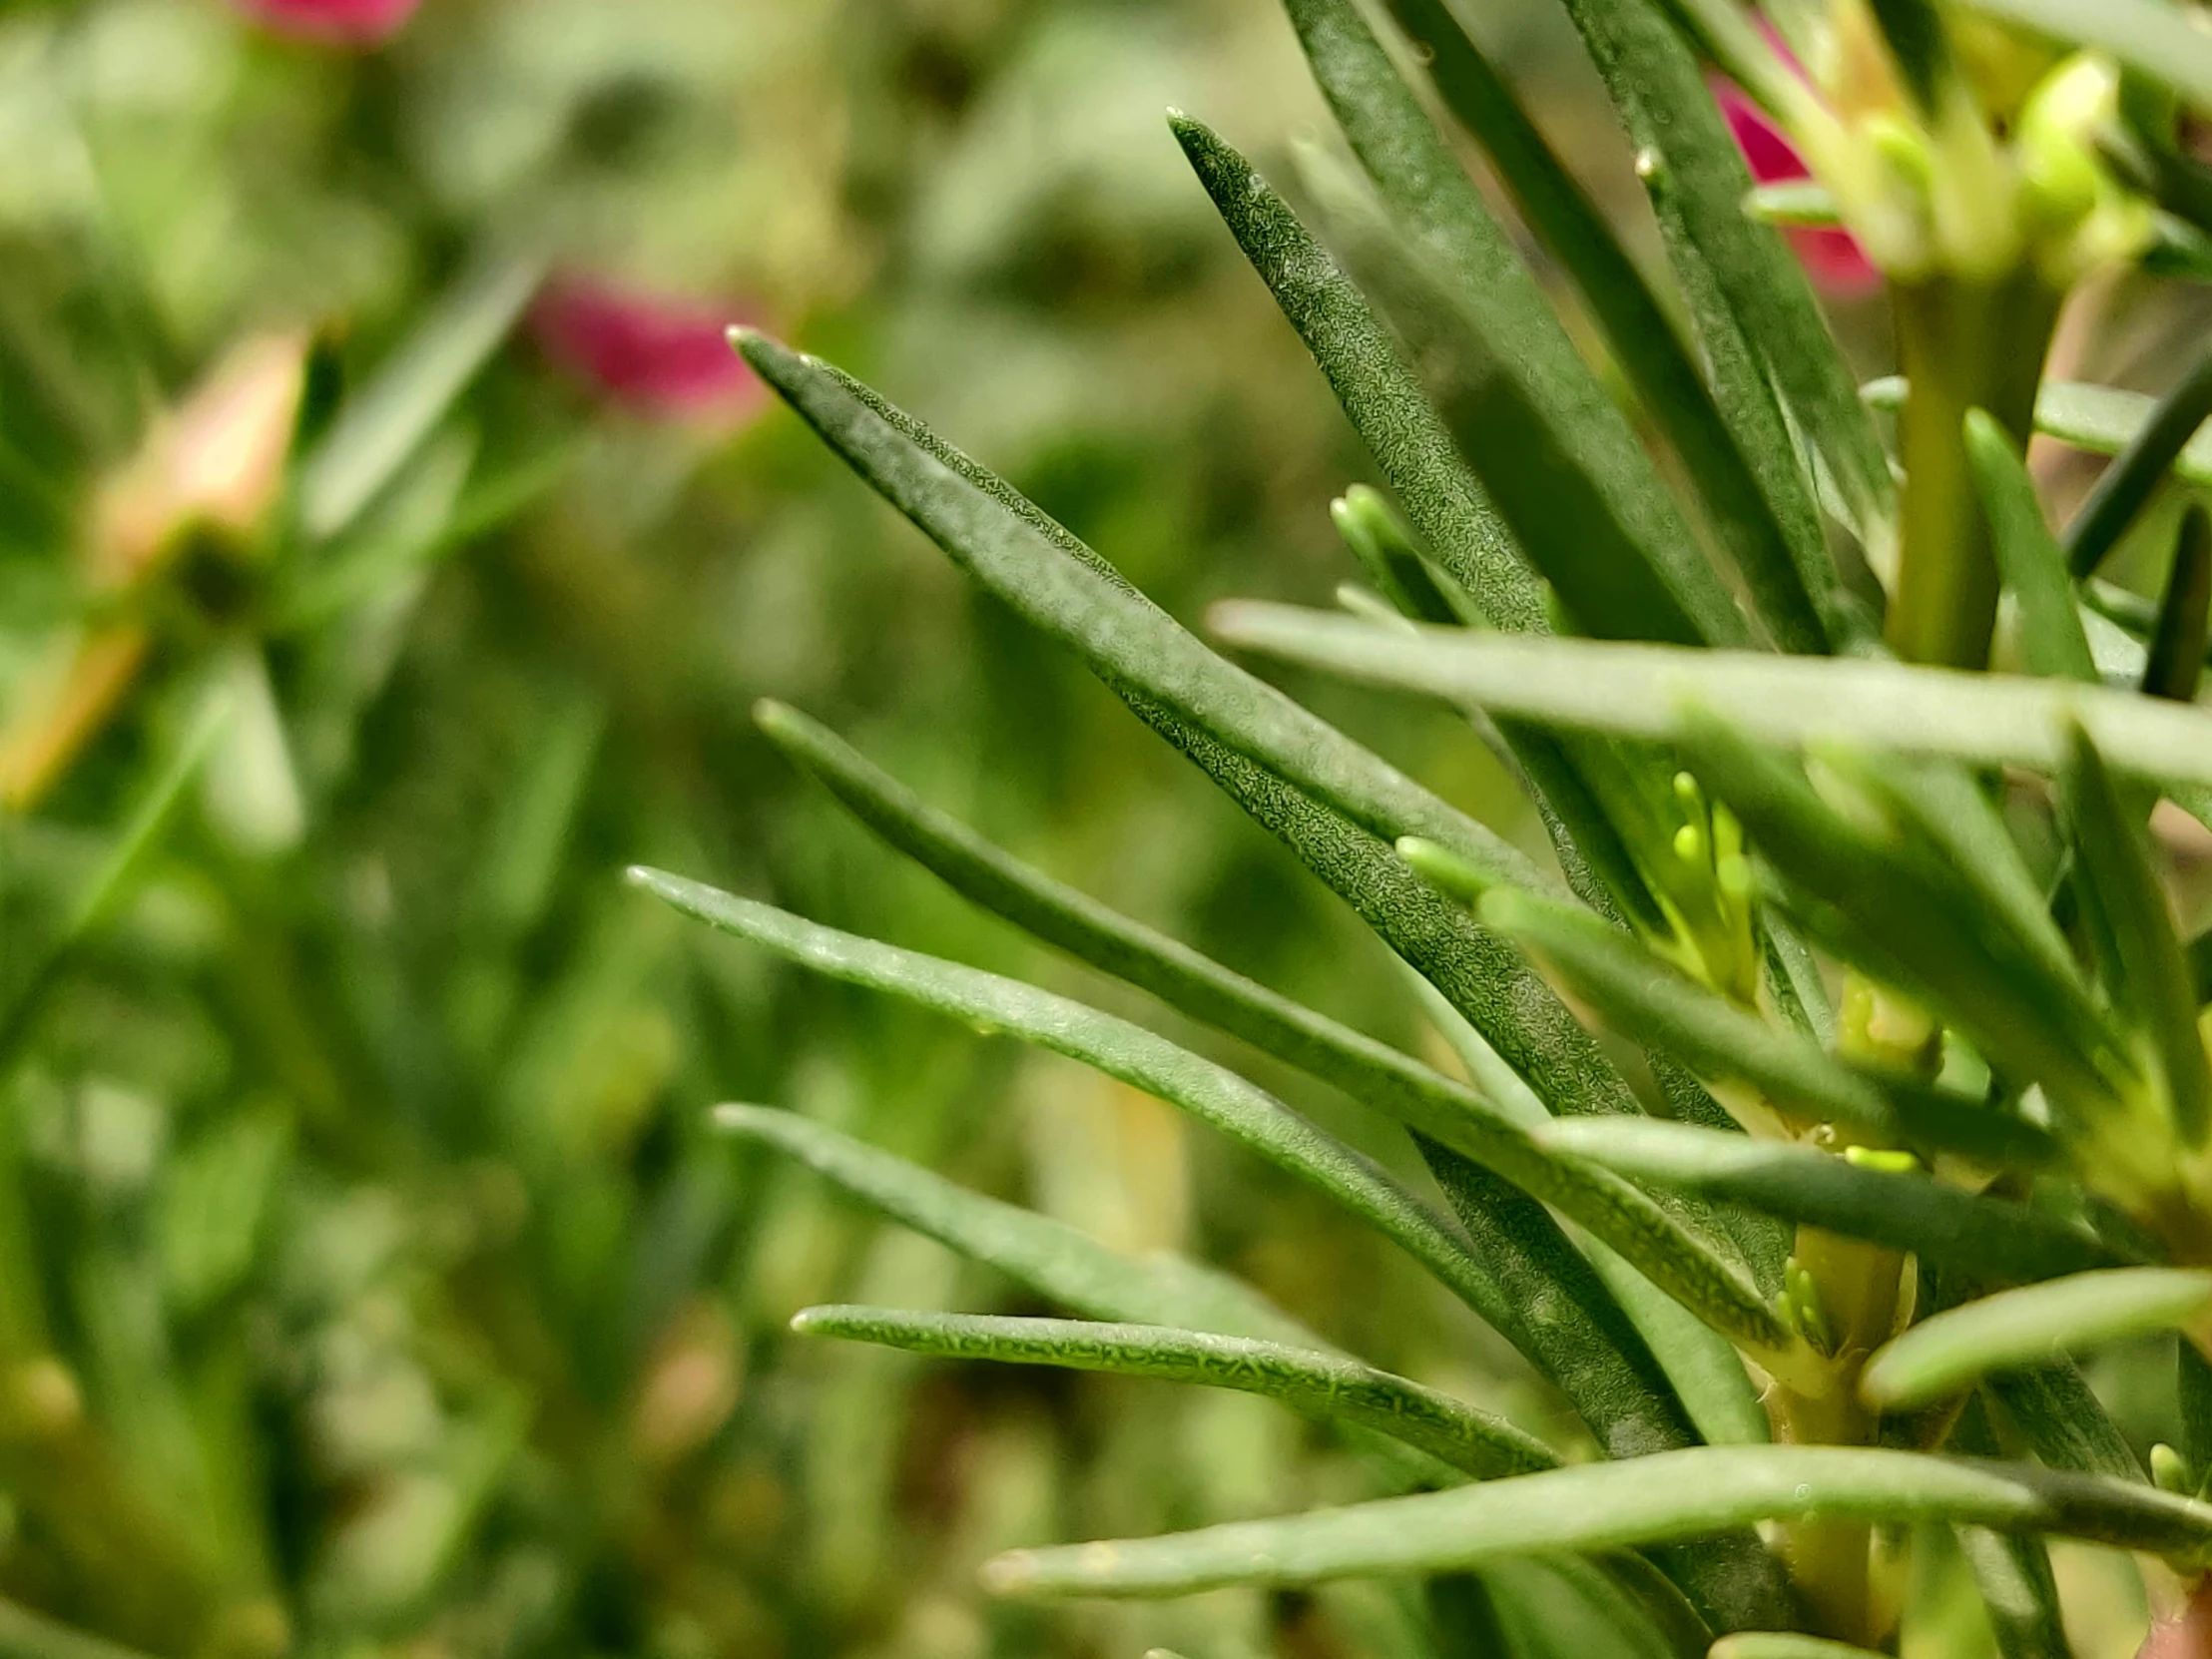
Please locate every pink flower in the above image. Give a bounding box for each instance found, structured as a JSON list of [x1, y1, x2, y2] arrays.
[[2142, 1575, 2212, 1659], [1712, 77, 1883, 295], [531, 276, 767, 421], [232, 0, 421, 45]]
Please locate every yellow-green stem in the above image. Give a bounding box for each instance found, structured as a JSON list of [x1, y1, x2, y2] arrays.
[[1890, 273, 2063, 668]]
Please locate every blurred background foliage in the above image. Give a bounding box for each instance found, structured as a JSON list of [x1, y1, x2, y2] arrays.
[[0, 1, 2185, 1656]]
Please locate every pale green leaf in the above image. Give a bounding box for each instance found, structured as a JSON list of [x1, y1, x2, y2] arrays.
[[1539, 1118, 2119, 1282], [711, 1106, 1310, 1344], [1963, 409, 2097, 685], [295, 252, 542, 541], [980, 1445, 2212, 1597], [1210, 601, 2212, 793], [1709, 1637, 1890, 1659], [1862, 1269, 2212, 1411], [1959, 0, 2212, 124]]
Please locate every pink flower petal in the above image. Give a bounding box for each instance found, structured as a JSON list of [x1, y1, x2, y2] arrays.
[[531, 276, 767, 421], [232, 0, 421, 45], [1710, 75, 1883, 296]]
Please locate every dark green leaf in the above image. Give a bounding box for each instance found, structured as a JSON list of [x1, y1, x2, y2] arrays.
[[2067, 346, 2212, 577], [1376, 0, 1831, 654], [791, 1306, 1557, 1479], [732, 329, 1551, 898], [2145, 505, 2211, 702], [1551, 0, 1894, 558], [1278, 0, 1761, 652]]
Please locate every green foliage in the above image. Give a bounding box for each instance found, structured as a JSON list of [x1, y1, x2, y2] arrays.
[[640, 0, 2212, 1649]]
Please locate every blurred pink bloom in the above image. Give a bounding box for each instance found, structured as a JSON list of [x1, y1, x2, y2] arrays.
[[2142, 1576, 2212, 1659], [232, 0, 421, 45], [1712, 77, 1883, 296], [531, 276, 767, 421]]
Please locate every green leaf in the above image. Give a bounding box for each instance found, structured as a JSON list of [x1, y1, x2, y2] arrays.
[[711, 1106, 1310, 1344], [1964, 410, 2098, 685], [638, 866, 1786, 1354], [1196, 140, 1673, 927], [1862, 1269, 2212, 1411], [791, 1306, 1557, 1479], [1579, 1238, 1771, 1447], [1869, 375, 2212, 487], [1210, 600, 2212, 795], [1957, 0, 2212, 122], [1540, 1118, 2119, 1282], [750, 707, 1714, 1472], [2145, 505, 2212, 702], [729, 341, 1793, 1602], [0, 701, 230, 1066], [1459, 880, 2062, 1168], [1551, 0, 1893, 559], [2181, 1340, 2212, 1477], [1947, 1395, 2075, 1659], [979, 1445, 2212, 1597], [651, 873, 1589, 1343], [1983, 1364, 2146, 1483], [1708, 1638, 1891, 1659], [294, 252, 543, 542], [1371, 0, 1831, 654], [732, 329, 1551, 900], [2061, 724, 2212, 1143], [2067, 347, 2212, 578], [1333, 487, 1459, 626], [1275, 0, 1755, 652], [0, 1593, 164, 1659], [1158, 119, 1539, 636]]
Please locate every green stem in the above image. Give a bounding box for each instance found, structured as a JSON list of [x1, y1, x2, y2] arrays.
[[1889, 274, 2062, 668]]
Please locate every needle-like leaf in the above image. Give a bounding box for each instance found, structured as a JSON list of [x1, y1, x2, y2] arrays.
[[1956, 0, 2212, 126], [2145, 506, 2212, 702], [1456, 880, 2061, 1167], [1869, 376, 2212, 486], [792, 1306, 1558, 1479], [731, 330, 1550, 899], [295, 251, 543, 541], [1862, 1270, 2212, 1411], [1376, 0, 1830, 653], [1709, 1638, 1892, 1659], [979, 1445, 2212, 1597], [2066, 346, 2212, 578], [639, 868, 1788, 1354], [1271, 0, 1749, 651], [1551, 0, 1893, 557], [1964, 410, 2098, 685], [1210, 602, 2212, 794], [2061, 724, 2212, 1144], [711, 1106, 1312, 1343], [1540, 1118, 2120, 1283]]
